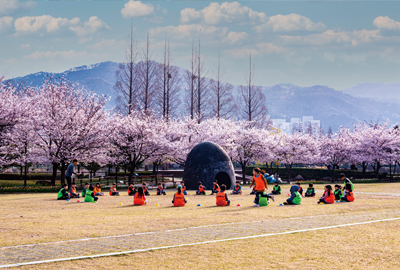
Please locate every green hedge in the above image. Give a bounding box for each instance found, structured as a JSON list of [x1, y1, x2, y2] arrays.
[[0, 173, 61, 181], [108, 171, 153, 176], [245, 166, 387, 180]]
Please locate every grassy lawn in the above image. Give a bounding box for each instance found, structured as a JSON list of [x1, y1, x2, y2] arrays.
[[2, 183, 400, 269]]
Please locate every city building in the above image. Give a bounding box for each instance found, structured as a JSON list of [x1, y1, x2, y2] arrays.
[[270, 116, 321, 137]]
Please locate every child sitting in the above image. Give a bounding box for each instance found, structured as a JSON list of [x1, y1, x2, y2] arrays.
[[340, 183, 355, 202], [142, 183, 150, 196], [180, 181, 187, 195], [84, 185, 98, 202], [94, 183, 104, 196], [318, 185, 335, 204], [216, 184, 230, 206], [57, 184, 70, 200], [156, 183, 166, 195], [271, 182, 281, 195], [81, 182, 89, 197], [304, 184, 315, 197], [296, 182, 303, 196], [283, 185, 301, 205], [231, 181, 242, 194], [196, 182, 206, 195], [128, 183, 136, 196], [69, 182, 80, 198], [211, 180, 220, 195], [109, 183, 120, 196], [134, 187, 147, 205], [172, 185, 187, 207], [334, 185, 342, 201]]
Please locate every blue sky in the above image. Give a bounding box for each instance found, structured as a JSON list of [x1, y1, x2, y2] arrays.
[[1, 0, 400, 89]]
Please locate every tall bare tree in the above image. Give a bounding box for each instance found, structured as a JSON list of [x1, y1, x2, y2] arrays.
[[184, 42, 196, 119], [210, 51, 236, 119], [114, 24, 138, 115], [236, 53, 269, 128], [194, 39, 210, 123]]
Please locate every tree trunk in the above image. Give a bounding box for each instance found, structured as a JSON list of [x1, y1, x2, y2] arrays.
[[115, 165, 119, 184], [331, 166, 335, 183], [286, 164, 292, 183], [128, 162, 135, 185], [24, 164, 28, 188], [60, 161, 66, 186], [51, 162, 59, 186], [362, 162, 367, 179], [20, 166, 23, 180]]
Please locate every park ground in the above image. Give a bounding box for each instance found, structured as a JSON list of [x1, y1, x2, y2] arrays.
[[1, 183, 400, 269]]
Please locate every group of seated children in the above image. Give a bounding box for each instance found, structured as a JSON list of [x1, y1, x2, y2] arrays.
[[317, 174, 355, 204]]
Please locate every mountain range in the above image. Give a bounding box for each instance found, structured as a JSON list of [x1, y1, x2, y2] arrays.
[[5, 61, 400, 132]]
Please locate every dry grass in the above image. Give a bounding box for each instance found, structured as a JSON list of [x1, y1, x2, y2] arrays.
[[18, 220, 400, 270], [1, 183, 400, 248]]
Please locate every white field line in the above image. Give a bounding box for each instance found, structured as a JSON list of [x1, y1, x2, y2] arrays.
[[1, 217, 400, 268], [0, 213, 331, 250]]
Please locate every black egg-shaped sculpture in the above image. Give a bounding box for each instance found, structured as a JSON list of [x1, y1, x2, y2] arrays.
[[183, 141, 236, 190]]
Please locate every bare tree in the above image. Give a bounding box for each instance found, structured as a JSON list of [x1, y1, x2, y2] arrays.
[[236, 53, 269, 128], [136, 32, 158, 113], [184, 42, 196, 119], [210, 51, 236, 119], [157, 38, 181, 121], [114, 24, 138, 115], [194, 39, 210, 123]]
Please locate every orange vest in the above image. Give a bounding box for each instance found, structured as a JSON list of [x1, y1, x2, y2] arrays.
[[174, 192, 185, 207], [70, 187, 76, 194], [216, 192, 227, 206], [94, 187, 101, 194], [143, 187, 147, 193], [134, 193, 145, 205], [254, 175, 266, 191], [182, 186, 186, 192], [109, 187, 116, 195], [199, 186, 205, 192], [128, 186, 134, 194], [234, 185, 240, 191], [325, 190, 335, 204], [213, 184, 220, 192], [346, 191, 355, 202], [157, 187, 163, 194]]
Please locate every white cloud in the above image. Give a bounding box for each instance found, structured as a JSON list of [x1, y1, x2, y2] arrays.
[[69, 16, 109, 37], [256, 42, 285, 54], [373, 16, 400, 30], [181, 2, 267, 25], [225, 31, 248, 44], [121, 0, 154, 18], [20, 43, 30, 49], [150, 24, 228, 40], [24, 50, 86, 59], [225, 47, 259, 58], [0, 1, 35, 15], [279, 29, 380, 46], [90, 39, 116, 48], [14, 15, 79, 34], [0, 16, 13, 32], [254, 14, 326, 33]]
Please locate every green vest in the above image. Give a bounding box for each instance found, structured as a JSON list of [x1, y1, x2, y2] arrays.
[[292, 191, 301, 205], [273, 186, 280, 191], [258, 193, 269, 207], [345, 178, 354, 191], [307, 188, 314, 193], [81, 187, 87, 197], [85, 190, 94, 202], [334, 189, 342, 196], [57, 188, 65, 199]]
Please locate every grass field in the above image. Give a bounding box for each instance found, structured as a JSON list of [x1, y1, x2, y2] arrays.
[[1, 183, 400, 269]]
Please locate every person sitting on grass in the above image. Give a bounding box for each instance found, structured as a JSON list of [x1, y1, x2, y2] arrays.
[[94, 183, 104, 196], [81, 182, 89, 197], [109, 183, 119, 196], [142, 183, 150, 196], [340, 173, 354, 191], [283, 185, 301, 205], [216, 184, 230, 206], [180, 181, 187, 195], [340, 183, 355, 202], [231, 181, 242, 195], [271, 182, 281, 195], [156, 183, 166, 195], [134, 187, 147, 205], [296, 182, 303, 196], [318, 185, 335, 204], [128, 183, 136, 196], [196, 182, 206, 195], [334, 185, 342, 201], [304, 183, 315, 197], [172, 185, 187, 207], [84, 185, 98, 202], [250, 168, 274, 207], [211, 180, 220, 195], [69, 182, 80, 198], [57, 184, 70, 200]]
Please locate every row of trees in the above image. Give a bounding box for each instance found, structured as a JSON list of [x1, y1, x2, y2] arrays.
[[1, 75, 400, 186], [114, 29, 269, 127]]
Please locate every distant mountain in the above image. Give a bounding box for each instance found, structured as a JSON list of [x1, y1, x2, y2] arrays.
[[5, 61, 400, 132], [341, 83, 400, 103]]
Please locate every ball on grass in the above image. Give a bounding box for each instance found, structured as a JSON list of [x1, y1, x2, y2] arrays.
[[155, 203, 159, 206], [119, 202, 123, 205], [77, 200, 80, 203], [197, 204, 201, 207], [236, 204, 241, 207]]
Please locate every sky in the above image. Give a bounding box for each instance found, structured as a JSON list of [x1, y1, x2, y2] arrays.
[[1, 0, 400, 89]]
